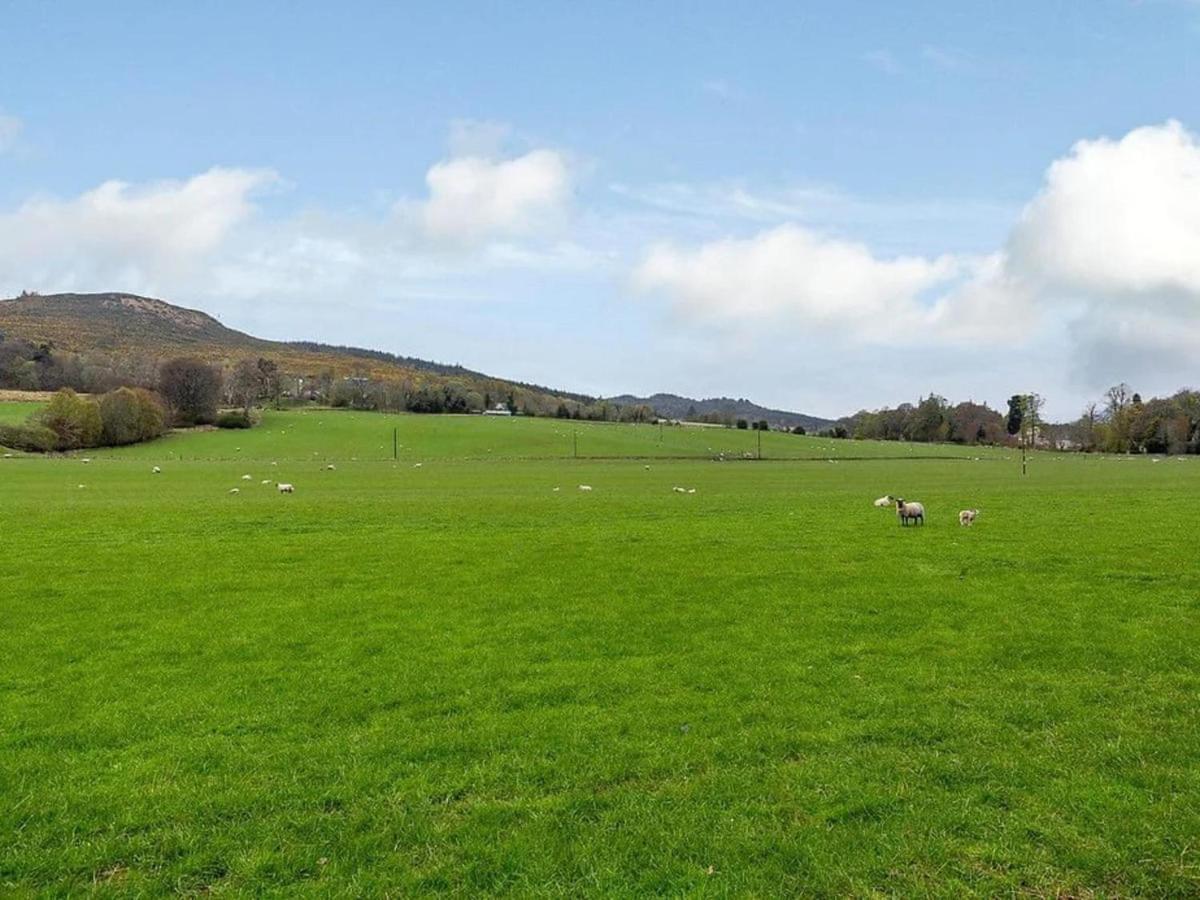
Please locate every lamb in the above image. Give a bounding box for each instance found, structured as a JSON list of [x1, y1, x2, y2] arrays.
[[277, 483, 295, 493], [578, 484, 593, 492], [959, 509, 979, 527], [873, 494, 893, 508], [895, 498, 925, 526], [152, 466, 161, 474]]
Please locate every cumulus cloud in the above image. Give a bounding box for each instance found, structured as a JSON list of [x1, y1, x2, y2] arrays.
[[633, 224, 959, 339], [0, 167, 276, 296], [632, 120, 1200, 393], [416, 149, 572, 244], [1007, 120, 1200, 301]]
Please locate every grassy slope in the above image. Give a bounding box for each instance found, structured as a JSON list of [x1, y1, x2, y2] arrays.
[[1, 413, 1198, 895]]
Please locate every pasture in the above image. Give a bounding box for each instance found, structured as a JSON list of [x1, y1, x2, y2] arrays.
[[2, 409, 1198, 895]]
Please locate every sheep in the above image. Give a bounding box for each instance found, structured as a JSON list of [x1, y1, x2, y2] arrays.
[[261, 479, 272, 485], [325, 464, 336, 471], [277, 483, 294, 493], [673, 486, 687, 493], [241, 474, 253, 481], [152, 466, 161, 474], [229, 488, 240, 495], [959, 509, 979, 527], [895, 498, 925, 526], [578, 484, 593, 492], [873, 494, 893, 508]]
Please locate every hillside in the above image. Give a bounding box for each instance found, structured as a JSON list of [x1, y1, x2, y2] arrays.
[[607, 392, 834, 431], [0, 293, 830, 422], [0, 292, 593, 409]]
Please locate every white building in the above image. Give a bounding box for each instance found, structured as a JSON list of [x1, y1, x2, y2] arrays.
[[482, 404, 512, 416]]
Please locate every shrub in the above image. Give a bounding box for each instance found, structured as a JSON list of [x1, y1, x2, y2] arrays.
[[37, 388, 102, 450], [0, 422, 58, 452], [736, 419, 749, 430], [100, 387, 167, 446], [216, 410, 253, 429]]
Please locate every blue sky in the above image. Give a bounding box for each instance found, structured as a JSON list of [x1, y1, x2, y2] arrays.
[[2, 1, 1199, 418]]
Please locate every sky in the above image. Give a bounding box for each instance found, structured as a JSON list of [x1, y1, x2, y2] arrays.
[[1, 1, 1199, 420]]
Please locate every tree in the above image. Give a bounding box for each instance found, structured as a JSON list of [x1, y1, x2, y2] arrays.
[[1021, 393, 1044, 447], [229, 359, 262, 414], [1006, 395, 1025, 436], [256, 358, 281, 407], [159, 357, 222, 425], [792, 425, 806, 435], [736, 418, 749, 430], [38, 388, 102, 450]]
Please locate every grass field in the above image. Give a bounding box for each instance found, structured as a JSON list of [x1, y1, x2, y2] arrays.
[[2, 408, 1198, 895], [0, 400, 42, 425]]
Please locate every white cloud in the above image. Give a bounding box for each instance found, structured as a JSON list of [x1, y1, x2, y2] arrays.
[[0, 113, 22, 153], [631, 121, 1200, 398], [633, 224, 960, 339], [1007, 120, 1200, 301], [0, 167, 276, 296], [416, 149, 572, 244]]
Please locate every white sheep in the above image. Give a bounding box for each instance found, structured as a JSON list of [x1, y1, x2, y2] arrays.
[[959, 509, 979, 527], [896, 498, 925, 526], [277, 483, 295, 493], [152, 466, 161, 474], [261, 479, 272, 485], [241, 474, 253, 481], [326, 464, 336, 470], [229, 488, 240, 495], [578, 484, 593, 492], [873, 494, 893, 508]]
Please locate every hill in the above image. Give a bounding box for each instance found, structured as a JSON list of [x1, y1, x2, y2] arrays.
[[0, 292, 594, 410], [607, 392, 834, 431], [0, 292, 832, 423]]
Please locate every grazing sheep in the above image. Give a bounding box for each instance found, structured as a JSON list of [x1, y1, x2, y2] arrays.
[[673, 486, 687, 493], [241, 474, 253, 481], [413, 463, 423, 468], [229, 488, 240, 495], [895, 498, 925, 526], [277, 483, 294, 493], [578, 484, 593, 492], [959, 509, 979, 527], [326, 464, 336, 470], [152, 466, 161, 474], [81, 458, 91, 464], [552, 487, 561, 492], [873, 494, 893, 508], [261, 479, 272, 485]]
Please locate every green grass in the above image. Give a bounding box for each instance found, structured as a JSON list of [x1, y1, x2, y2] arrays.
[[81, 407, 1010, 462], [0, 401, 43, 425], [2, 411, 1198, 895]]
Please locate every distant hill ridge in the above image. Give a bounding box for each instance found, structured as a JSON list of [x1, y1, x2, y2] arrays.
[[607, 392, 833, 431], [0, 292, 828, 422]]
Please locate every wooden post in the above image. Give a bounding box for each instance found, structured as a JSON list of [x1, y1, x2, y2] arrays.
[[393, 427, 398, 461], [573, 431, 578, 459], [1022, 442, 1027, 476], [757, 427, 762, 460]]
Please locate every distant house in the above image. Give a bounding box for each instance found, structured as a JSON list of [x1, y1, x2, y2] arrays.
[[483, 403, 512, 416]]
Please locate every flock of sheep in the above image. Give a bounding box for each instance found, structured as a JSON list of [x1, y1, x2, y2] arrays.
[[874, 494, 979, 527]]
